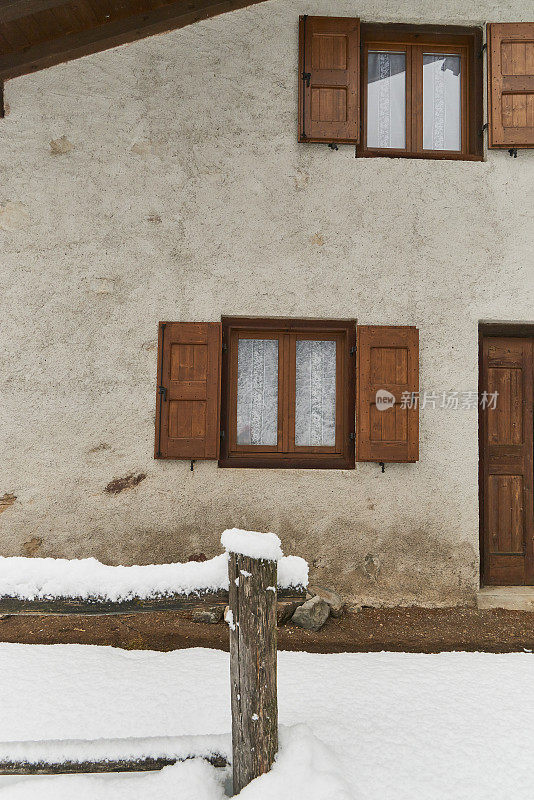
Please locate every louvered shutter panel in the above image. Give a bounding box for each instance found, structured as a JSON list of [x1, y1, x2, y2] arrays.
[[298, 16, 360, 143], [357, 326, 419, 462], [488, 23, 534, 148], [155, 322, 221, 459]]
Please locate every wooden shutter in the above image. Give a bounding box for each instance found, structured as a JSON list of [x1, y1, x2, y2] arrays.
[[488, 23, 534, 148], [155, 322, 221, 459], [357, 326, 419, 462], [298, 16, 360, 144]]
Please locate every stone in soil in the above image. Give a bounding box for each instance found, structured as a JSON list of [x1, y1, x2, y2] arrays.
[[191, 606, 224, 624], [291, 596, 330, 631], [307, 585, 344, 617]]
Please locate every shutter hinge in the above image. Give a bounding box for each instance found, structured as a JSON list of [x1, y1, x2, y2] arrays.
[[328, 143, 339, 151], [508, 148, 518, 158], [158, 385, 167, 401], [220, 430, 225, 439], [479, 42, 487, 58], [480, 122, 488, 137], [349, 432, 355, 441], [350, 345, 357, 355], [222, 342, 228, 352], [302, 71, 311, 87]]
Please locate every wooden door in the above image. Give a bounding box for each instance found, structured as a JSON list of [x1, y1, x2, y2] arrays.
[[480, 336, 534, 584]]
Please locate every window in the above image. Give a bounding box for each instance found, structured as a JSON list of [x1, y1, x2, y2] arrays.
[[298, 19, 483, 161], [219, 318, 356, 469], [358, 25, 481, 160], [155, 321, 419, 467]]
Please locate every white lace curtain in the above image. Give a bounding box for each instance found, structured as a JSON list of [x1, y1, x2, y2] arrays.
[[295, 340, 336, 447], [236, 338, 337, 447], [237, 339, 278, 446], [367, 51, 406, 149], [422, 54, 461, 151], [367, 51, 461, 151]]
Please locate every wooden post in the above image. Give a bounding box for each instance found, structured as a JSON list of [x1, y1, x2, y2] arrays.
[[228, 551, 278, 795]]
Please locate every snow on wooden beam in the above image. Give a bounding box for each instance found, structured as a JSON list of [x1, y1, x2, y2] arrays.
[[0, 733, 231, 775], [0, 753, 228, 775], [0, 549, 307, 614]]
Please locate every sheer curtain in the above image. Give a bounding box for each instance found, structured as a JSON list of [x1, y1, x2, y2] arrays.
[[423, 54, 461, 150], [367, 51, 406, 149], [237, 339, 278, 446], [295, 340, 336, 447]]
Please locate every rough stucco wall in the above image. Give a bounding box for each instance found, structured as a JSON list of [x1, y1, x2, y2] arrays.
[[0, 0, 533, 606]]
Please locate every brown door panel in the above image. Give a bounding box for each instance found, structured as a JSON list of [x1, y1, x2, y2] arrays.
[[480, 336, 534, 585]]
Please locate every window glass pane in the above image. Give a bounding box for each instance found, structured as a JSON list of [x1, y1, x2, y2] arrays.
[[423, 54, 461, 151], [295, 340, 336, 447], [237, 339, 278, 445], [367, 51, 406, 149]]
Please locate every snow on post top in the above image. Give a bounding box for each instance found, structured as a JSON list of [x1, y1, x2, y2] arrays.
[[220, 529, 283, 561]]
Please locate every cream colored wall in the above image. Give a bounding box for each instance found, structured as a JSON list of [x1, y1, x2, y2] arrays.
[[1, 0, 533, 606]]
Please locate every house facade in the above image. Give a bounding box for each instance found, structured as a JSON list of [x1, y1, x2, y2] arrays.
[[1, 0, 533, 607]]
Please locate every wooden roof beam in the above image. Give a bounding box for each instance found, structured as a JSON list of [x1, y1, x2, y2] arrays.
[[0, 1, 72, 25], [0, 0, 269, 80]]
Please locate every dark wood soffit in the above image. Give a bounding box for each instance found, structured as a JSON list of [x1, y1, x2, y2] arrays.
[[0, 0, 270, 80], [0, 1, 72, 25]]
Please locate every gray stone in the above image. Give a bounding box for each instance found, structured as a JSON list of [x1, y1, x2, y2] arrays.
[[191, 606, 224, 624], [307, 584, 344, 617], [290, 597, 330, 631]]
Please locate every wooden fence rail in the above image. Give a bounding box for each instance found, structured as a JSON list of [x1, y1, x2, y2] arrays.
[[0, 587, 304, 615], [0, 543, 300, 793]]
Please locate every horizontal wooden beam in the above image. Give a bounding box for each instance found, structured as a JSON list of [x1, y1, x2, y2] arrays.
[[0, 587, 305, 615], [0, 753, 228, 775], [0, 1, 71, 24], [0, 0, 269, 80]]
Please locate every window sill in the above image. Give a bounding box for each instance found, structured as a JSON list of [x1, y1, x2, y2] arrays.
[[218, 455, 355, 470], [355, 149, 484, 162]]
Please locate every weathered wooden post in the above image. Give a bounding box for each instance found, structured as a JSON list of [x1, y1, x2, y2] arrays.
[[223, 529, 279, 795]]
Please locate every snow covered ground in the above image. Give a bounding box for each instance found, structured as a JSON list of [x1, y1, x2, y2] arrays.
[[0, 644, 532, 799]]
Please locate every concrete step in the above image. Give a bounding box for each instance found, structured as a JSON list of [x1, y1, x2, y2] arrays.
[[477, 587, 534, 611]]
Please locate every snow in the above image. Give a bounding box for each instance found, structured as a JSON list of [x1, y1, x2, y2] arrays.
[[0, 551, 307, 602], [221, 529, 283, 561], [0, 727, 348, 800], [277, 555, 308, 589], [0, 644, 533, 799], [0, 733, 231, 766], [224, 608, 236, 631]]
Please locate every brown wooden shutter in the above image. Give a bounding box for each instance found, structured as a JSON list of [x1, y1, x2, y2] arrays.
[[155, 322, 222, 460], [298, 16, 360, 144], [488, 23, 534, 148], [357, 326, 419, 462]]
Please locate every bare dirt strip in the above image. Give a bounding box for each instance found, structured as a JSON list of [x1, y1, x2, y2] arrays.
[[0, 607, 533, 653]]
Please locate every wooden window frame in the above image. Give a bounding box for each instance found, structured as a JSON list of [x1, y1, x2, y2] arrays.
[[219, 317, 356, 469], [356, 23, 483, 161]]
